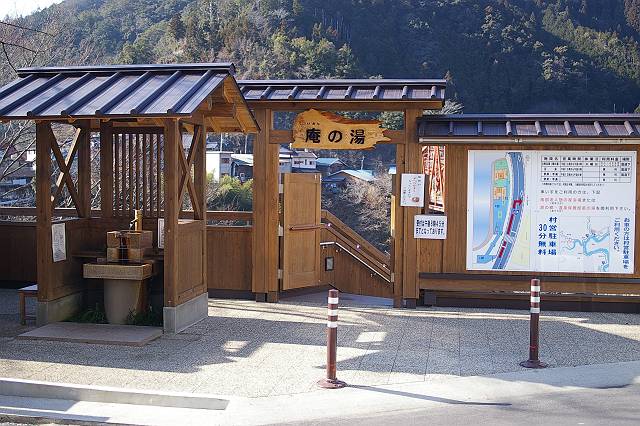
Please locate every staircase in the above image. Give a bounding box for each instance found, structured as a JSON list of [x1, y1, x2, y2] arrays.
[[320, 210, 393, 299]]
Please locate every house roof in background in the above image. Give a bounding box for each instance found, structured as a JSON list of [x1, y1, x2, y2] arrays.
[[325, 169, 375, 182], [238, 79, 446, 105], [418, 114, 640, 141], [316, 157, 345, 167], [0, 63, 255, 124], [231, 153, 253, 166]]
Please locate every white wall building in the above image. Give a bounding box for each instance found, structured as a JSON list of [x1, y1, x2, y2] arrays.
[[206, 151, 233, 181]]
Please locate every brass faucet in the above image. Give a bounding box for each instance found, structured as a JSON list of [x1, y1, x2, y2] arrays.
[[129, 209, 143, 231]]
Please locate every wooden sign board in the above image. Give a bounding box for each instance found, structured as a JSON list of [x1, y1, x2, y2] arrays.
[[292, 109, 389, 150]]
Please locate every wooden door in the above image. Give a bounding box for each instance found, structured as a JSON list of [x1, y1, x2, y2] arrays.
[[282, 173, 322, 290]]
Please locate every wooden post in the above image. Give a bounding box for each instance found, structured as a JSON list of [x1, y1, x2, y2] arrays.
[[36, 122, 53, 303], [402, 109, 423, 308], [77, 122, 91, 218], [163, 119, 180, 307], [100, 121, 114, 217], [252, 108, 280, 302], [193, 121, 207, 294], [392, 143, 405, 308]]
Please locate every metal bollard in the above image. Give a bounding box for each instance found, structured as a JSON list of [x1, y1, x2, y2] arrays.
[[317, 289, 347, 389], [520, 279, 548, 369]]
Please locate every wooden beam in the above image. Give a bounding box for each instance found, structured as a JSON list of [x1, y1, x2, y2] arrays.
[[401, 109, 424, 305], [36, 122, 53, 303], [99, 121, 114, 217], [194, 119, 207, 298], [163, 119, 180, 307], [77, 121, 91, 217], [252, 108, 279, 299], [245, 100, 443, 112], [392, 142, 404, 308], [194, 123, 206, 221]]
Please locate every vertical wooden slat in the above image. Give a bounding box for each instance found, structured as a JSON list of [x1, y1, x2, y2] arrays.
[[149, 133, 155, 217], [163, 119, 180, 307], [114, 132, 120, 216], [157, 132, 162, 214], [77, 123, 91, 218], [36, 122, 53, 305], [128, 133, 133, 214], [100, 121, 114, 218], [121, 133, 127, 216], [143, 133, 148, 216], [135, 133, 140, 210]]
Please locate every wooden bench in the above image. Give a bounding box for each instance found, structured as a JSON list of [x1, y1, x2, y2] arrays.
[[18, 284, 37, 325]]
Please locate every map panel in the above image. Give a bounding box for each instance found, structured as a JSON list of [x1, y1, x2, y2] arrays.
[[466, 150, 636, 274]]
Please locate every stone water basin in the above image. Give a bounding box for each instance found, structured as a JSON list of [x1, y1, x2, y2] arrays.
[[83, 262, 153, 325]]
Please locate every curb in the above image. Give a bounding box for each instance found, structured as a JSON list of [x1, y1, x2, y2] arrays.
[[0, 378, 229, 411]]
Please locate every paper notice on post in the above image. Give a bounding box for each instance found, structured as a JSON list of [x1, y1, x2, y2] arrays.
[[400, 173, 425, 207], [51, 222, 66, 262]]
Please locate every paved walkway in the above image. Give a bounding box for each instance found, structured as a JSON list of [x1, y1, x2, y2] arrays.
[[1, 289, 640, 397]]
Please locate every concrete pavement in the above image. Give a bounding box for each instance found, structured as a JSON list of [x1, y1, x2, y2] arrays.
[[1, 360, 639, 425], [1, 289, 640, 398]]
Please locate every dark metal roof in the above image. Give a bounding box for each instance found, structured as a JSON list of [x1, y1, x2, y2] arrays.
[[238, 79, 446, 103], [418, 114, 640, 140], [0, 63, 236, 120]]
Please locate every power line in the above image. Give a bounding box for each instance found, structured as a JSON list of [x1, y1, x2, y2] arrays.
[[0, 20, 53, 37]]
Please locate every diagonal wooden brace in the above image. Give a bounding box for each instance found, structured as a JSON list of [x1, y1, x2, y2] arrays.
[[49, 126, 82, 214]]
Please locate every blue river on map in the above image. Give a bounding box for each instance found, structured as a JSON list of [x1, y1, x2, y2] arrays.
[[565, 232, 610, 272]]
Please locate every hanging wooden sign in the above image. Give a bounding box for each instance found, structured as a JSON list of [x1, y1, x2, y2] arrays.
[[292, 109, 389, 150]]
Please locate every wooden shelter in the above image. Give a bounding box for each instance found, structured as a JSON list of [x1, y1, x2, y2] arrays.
[[4, 61, 637, 330], [0, 62, 258, 331]]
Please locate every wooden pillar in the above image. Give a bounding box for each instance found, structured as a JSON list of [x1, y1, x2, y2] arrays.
[[392, 143, 405, 308], [193, 121, 207, 294], [99, 121, 113, 218], [77, 122, 91, 218], [402, 109, 423, 308], [163, 119, 180, 307], [252, 108, 280, 302], [35, 122, 53, 302]]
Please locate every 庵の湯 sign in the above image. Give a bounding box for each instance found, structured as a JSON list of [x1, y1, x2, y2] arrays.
[[292, 109, 389, 150]]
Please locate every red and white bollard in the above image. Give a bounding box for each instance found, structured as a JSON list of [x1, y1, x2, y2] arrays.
[[317, 289, 346, 389], [520, 278, 548, 369]]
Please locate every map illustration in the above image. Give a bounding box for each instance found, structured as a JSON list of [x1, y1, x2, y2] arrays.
[[467, 150, 635, 274]]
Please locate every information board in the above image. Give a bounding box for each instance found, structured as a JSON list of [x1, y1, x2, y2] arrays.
[[466, 150, 636, 274]]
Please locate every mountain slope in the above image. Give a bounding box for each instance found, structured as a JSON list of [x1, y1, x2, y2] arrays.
[[3, 0, 640, 113]]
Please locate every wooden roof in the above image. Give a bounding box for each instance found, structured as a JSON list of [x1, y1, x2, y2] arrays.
[[238, 79, 446, 110], [0, 63, 258, 132], [418, 114, 640, 143]]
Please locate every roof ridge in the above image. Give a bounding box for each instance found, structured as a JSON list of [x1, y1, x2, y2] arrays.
[[17, 62, 236, 76]]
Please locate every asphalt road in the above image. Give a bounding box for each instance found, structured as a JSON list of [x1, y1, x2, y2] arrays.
[[302, 384, 640, 426]]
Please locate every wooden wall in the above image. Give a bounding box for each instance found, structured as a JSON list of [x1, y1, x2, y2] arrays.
[[207, 226, 252, 292], [418, 143, 640, 295], [0, 222, 37, 283], [175, 219, 206, 304]]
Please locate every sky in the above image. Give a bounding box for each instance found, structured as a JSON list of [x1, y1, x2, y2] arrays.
[[0, 0, 64, 19]]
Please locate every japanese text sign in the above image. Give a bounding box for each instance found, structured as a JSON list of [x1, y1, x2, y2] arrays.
[[400, 173, 425, 207], [414, 215, 447, 239], [292, 109, 389, 150]]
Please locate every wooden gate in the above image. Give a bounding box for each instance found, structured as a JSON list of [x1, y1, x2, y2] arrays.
[[281, 173, 322, 290]]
